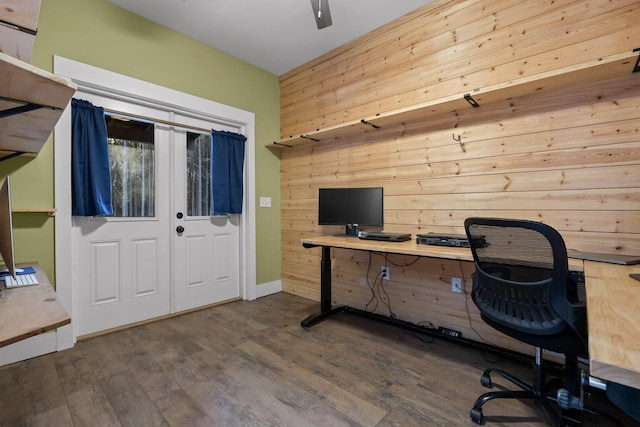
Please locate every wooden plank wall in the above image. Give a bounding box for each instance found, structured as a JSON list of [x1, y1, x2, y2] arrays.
[[278, 0, 640, 353]]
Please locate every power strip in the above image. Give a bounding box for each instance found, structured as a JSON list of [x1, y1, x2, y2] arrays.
[[438, 327, 461, 338]]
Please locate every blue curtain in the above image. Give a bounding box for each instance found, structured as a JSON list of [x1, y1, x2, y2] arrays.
[[71, 99, 113, 216], [211, 130, 246, 215]]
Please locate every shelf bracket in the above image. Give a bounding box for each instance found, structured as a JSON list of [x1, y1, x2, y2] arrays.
[[0, 151, 25, 162], [360, 119, 380, 129], [300, 135, 320, 142], [0, 102, 46, 119], [633, 48, 640, 73], [272, 141, 293, 148], [464, 93, 480, 108], [0, 19, 38, 36]]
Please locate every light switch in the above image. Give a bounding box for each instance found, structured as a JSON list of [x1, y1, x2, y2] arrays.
[[260, 197, 272, 207]]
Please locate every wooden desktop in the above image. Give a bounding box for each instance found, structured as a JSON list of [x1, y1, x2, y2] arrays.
[[0, 263, 70, 348], [584, 261, 640, 390], [301, 235, 639, 392]]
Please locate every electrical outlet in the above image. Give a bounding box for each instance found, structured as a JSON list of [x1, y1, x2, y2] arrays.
[[452, 277, 462, 293], [259, 197, 271, 207], [381, 266, 390, 280]]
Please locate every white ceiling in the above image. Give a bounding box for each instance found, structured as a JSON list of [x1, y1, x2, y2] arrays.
[[106, 0, 434, 76]]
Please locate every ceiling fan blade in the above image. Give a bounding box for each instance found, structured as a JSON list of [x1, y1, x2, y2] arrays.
[[310, 0, 332, 29]]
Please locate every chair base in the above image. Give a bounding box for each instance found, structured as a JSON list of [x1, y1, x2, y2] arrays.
[[470, 368, 566, 426]]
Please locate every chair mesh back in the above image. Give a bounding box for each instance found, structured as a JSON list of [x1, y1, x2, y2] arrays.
[[466, 220, 568, 335]]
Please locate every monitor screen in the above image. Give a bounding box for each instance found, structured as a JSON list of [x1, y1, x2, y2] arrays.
[[0, 176, 16, 279], [318, 187, 383, 236]]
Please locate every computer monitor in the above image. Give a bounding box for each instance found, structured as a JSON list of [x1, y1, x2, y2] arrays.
[[318, 187, 384, 236], [0, 177, 16, 279]]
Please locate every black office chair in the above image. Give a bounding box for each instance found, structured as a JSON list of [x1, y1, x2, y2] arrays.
[[464, 217, 588, 426]]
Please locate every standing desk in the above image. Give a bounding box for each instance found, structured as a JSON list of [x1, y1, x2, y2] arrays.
[[301, 235, 475, 328], [301, 235, 640, 392]]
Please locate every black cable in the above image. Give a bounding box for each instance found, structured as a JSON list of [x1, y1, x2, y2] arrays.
[[364, 252, 380, 312], [378, 252, 420, 318], [365, 252, 420, 318], [404, 320, 437, 343], [377, 276, 396, 318], [379, 252, 421, 268]]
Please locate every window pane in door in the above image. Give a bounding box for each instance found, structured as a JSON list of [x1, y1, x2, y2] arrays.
[[105, 115, 155, 217], [186, 132, 212, 216]]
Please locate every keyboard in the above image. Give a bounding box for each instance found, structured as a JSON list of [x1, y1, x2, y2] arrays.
[[2, 273, 39, 288]]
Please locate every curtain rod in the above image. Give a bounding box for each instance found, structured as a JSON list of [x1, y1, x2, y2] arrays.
[[103, 108, 213, 134]]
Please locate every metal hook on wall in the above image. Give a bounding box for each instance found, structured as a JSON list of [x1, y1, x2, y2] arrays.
[[453, 133, 465, 151]]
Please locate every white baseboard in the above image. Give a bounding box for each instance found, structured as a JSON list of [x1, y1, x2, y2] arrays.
[[0, 332, 58, 366], [255, 279, 282, 298]]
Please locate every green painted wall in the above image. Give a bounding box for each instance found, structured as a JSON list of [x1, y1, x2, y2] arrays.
[[4, 0, 281, 286]]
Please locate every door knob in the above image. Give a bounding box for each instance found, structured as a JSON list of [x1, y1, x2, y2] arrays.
[[176, 226, 184, 234]]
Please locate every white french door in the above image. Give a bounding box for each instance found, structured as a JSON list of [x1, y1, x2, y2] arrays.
[[73, 118, 173, 335], [49, 57, 255, 340], [171, 127, 241, 313], [73, 121, 242, 336]]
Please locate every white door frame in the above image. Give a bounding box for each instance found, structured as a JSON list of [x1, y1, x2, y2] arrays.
[[52, 56, 256, 348]]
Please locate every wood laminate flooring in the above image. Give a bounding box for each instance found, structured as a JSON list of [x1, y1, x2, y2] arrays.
[[0, 292, 635, 426]]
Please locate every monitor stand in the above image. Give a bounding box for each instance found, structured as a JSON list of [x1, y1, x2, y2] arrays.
[[331, 224, 359, 237], [345, 224, 359, 237]]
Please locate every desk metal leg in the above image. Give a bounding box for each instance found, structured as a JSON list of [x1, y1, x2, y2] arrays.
[[320, 246, 331, 311], [301, 246, 347, 327]]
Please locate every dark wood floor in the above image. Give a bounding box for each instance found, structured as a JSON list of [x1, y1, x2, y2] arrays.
[[0, 292, 636, 426]]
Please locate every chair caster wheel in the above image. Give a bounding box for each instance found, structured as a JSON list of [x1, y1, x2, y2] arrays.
[[480, 373, 492, 388], [557, 388, 570, 409], [470, 407, 484, 425]]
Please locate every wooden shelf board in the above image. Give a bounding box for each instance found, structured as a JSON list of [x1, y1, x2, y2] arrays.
[[0, 100, 67, 154], [0, 52, 76, 108], [269, 119, 368, 149], [13, 208, 56, 216], [0, 0, 41, 32], [0, 24, 35, 63], [0, 51, 76, 155], [268, 50, 639, 149]]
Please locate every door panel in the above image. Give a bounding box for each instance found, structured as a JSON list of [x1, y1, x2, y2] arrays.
[[172, 129, 241, 312], [74, 120, 171, 336], [91, 241, 120, 304], [75, 217, 171, 336], [214, 233, 231, 280], [133, 238, 159, 296], [186, 234, 206, 286], [174, 218, 240, 311]]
